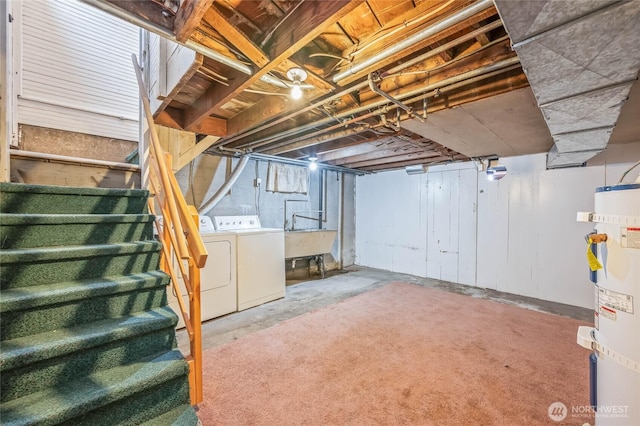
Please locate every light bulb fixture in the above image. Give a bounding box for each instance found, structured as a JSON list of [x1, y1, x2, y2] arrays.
[[486, 158, 507, 181], [286, 67, 308, 100], [308, 156, 318, 171]]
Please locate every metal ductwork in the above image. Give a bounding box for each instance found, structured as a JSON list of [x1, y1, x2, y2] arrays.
[[198, 155, 251, 215], [494, 0, 640, 168]]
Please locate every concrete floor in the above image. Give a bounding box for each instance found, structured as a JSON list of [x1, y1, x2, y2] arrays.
[[177, 266, 592, 353]]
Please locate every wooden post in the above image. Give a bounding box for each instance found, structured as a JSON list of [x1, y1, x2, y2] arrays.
[[188, 205, 203, 404]]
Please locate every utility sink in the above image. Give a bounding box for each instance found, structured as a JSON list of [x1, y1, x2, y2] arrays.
[[284, 229, 337, 259]]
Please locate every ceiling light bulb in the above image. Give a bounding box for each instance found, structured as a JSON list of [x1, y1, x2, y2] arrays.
[[291, 81, 303, 100], [308, 157, 318, 170], [287, 67, 307, 100]]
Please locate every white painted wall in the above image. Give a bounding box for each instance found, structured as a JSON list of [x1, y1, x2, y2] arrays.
[[426, 165, 478, 286], [355, 170, 427, 276], [355, 142, 640, 309], [14, 0, 140, 141]]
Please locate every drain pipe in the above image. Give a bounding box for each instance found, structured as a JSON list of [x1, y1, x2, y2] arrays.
[[199, 155, 251, 215], [332, 0, 494, 82]]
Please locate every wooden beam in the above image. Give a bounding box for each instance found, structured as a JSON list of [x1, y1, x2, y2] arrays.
[[155, 108, 184, 130], [227, 96, 290, 135], [155, 107, 227, 137], [317, 143, 381, 162], [472, 23, 491, 46], [201, 6, 270, 68], [105, 0, 174, 30], [176, 136, 220, 170], [283, 134, 393, 159], [263, 124, 372, 155], [333, 146, 424, 166], [174, 0, 215, 42], [476, 32, 491, 46], [265, 0, 363, 60], [182, 0, 364, 131], [189, 116, 227, 136], [360, 153, 468, 171], [341, 150, 442, 168]]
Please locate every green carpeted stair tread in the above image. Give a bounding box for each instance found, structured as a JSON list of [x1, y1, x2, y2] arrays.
[[0, 241, 162, 263], [0, 213, 155, 225], [68, 375, 191, 426], [0, 271, 169, 313], [0, 214, 155, 249], [139, 404, 199, 426], [0, 182, 149, 215], [1, 285, 169, 341], [0, 306, 178, 372], [1, 241, 162, 289], [1, 326, 178, 403], [0, 349, 189, 426]]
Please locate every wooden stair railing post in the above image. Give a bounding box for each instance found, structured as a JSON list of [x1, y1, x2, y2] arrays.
[[188, 205, 203, 404]]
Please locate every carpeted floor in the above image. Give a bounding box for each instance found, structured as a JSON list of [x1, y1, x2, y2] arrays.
[[196, 282, 593, 425]]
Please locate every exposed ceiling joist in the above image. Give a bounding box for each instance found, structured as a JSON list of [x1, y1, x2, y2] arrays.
[[174, 0, 214, 42], [181, 0, 364, 131]]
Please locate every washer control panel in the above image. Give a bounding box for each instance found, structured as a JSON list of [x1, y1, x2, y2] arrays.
[[198, 216, 216, 233], [214, 215, 261, 231]]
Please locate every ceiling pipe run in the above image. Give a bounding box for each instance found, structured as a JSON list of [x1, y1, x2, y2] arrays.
[[266, 61, 521, 156], [240, 57, 521, 152], [332, 0, 495, 82], [212, 19, 503, 150], [368, 72, 421, 121]]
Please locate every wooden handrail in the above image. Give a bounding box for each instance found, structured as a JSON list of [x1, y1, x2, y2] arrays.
[[132, 54, 189, 261], [165, 153, 207, 268], [132, 54, 206, 406]]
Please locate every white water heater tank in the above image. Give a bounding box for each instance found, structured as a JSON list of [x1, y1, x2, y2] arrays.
[[578, 183, 640, 426]]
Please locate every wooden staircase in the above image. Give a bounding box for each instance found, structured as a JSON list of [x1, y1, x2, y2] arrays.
[[0, 182, 198, 425]]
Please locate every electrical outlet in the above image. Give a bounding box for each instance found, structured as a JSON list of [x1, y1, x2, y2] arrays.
[[254, 178, 262, 187]]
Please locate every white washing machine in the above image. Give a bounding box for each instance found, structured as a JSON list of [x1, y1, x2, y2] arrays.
[[214, 215, 286, 311], [167, 216, 237, 328]]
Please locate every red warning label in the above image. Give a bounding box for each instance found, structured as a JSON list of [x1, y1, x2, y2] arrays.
[[600, 305, 617, 321], [623, 227, 640, 249]]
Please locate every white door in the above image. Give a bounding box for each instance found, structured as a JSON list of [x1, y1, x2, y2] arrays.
[[426, 167, 478, 285]]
